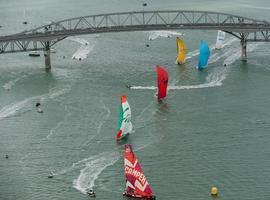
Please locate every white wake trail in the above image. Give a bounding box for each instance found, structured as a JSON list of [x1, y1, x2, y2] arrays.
[[68, 36, 95, 61], [131, 42, 260, 91], [73, 152, 118, 194], [0, 86, 71, 122], [148, 30, 183, 40], [186, 37, 237, 60], [0, 95, 43, 121], [3, 75, 27, 90]]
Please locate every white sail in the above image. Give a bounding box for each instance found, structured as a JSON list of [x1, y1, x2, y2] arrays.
[[215, 31, 226, 49], [116, 96, 132, 140], [120, 98, 132, 136]]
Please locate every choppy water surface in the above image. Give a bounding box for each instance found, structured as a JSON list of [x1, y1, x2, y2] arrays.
[[1, 1, 270, 200]]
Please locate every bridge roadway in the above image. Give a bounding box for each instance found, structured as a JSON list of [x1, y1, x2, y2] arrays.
[[1, 10, 270, 69]]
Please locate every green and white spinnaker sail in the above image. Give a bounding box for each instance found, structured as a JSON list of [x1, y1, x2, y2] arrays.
[[116, 95, 132, 140]]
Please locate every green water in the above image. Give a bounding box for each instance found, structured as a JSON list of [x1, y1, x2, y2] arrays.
[[1, 0, 270, 200]]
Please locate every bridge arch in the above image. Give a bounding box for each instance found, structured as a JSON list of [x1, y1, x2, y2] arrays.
[[1, 10, 270, 69]]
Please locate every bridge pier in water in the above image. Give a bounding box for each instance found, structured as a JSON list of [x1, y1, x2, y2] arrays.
[[44, 41, 51, 70], [240, 37, 247, 62]]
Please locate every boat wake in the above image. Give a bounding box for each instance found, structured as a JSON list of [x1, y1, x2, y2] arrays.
[[0, 95, 42, 121], [81, 97, 111, 147], [223, 43, 260, 66], [169, 68, 226, 90], [0, 86, 71, 122], [130, 71, 225, 90], [68, 37, 95, 61], [2, 75, 27, 90], [131, 42, 260, 91], [72, 151, 118, 194], [130, 86, 156, 90], [186, 37, 237, 60], [148, 30, 183, 40]]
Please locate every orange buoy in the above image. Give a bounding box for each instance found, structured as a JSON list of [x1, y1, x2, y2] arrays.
[[211, 186, 218, 196]]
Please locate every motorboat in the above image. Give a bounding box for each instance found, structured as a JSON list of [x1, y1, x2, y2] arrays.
[[29, 51, 40, 57], [86, 189, 96, 197]]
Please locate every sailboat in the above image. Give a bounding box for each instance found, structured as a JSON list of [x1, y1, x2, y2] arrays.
[[123, 144, 156, 200], [176, 37, 186, 64], [215, 31, 226, 49], [156, 65, 168, 101], [198, 40, 210, 70], [116, 95, 132, 140]]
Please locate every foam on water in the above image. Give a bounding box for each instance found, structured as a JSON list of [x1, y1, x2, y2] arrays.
[[169, 68, 227, 90], [223, 43, 260, 65], [186, 37, 237, 60], [131, 41, 260, 91], [73, 152, 118, 194], [68, 36, 95, 61], [148, 30, 183, 40], [0, 95, 43, 121], [130, 86, 156, 90], [0, 86, 71, 121], [3, 75, 27, 90]]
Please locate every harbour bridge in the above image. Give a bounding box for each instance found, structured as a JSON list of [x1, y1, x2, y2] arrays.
[[1, 10, 270, 69]]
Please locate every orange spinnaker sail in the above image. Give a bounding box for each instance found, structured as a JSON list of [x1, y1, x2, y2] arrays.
[[123, 144, 155, 199], [176, 37, 186, 64], [156, 65, 168, 100]]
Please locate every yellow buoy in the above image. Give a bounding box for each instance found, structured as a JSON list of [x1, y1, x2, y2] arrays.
[[210, 186, 218, 196]]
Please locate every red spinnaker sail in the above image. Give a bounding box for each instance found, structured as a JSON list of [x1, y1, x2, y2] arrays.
[[156, 65, 168, 100], [123, 144, 155, 199]]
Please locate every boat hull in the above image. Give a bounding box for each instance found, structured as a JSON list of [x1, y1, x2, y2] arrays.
[[116, 132, 129, 141], [123, 193, 156, 200], [29, 53, 40, 57]]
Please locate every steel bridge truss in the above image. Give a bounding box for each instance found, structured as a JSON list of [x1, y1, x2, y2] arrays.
[[1, 10, 270, 54]]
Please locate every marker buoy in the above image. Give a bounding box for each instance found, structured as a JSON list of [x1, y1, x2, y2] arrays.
[[210, 186, 218, 196]]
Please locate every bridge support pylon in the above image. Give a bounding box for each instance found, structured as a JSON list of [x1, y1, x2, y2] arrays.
[[44, 41, 51, 70], [240, 37, 247, 62]]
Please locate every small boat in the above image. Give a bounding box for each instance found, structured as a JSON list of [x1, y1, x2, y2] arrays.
[[176, 37, 186, 64], [142, 3, 147, 6], [198, 40, 210, 70], [116, 95, 132, 140], [215, 30, 226, 49], [126, 84, 132, 89], [86, 189, 96, 197], [156, 65, 168, 101], [29, 51, 40, 57], [123, 144, 156, 200], [22, 21, 28, 24], [48, 172, 54, 178]]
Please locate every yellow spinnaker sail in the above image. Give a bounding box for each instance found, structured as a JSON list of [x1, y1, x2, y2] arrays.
[[176, 37, 186, 64]]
